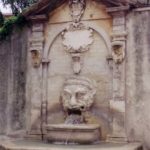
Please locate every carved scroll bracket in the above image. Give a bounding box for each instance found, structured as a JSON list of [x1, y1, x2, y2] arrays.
[[71, 53, 82, 74]]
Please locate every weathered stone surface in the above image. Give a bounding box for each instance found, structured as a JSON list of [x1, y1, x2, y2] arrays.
[[0, 40, 10, 134], [126, 10, 150, 149], [0, 0, 150, 149], [44, 124, 101, 144], [25, 0, 113, 140], [0, 28, 28, 135], [0, 140, 142, 150]]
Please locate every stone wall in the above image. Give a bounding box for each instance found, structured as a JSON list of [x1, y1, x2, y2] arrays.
[[0, 2, 150, 149], [126, 9, 150, 149], [0, 40, 10, 135], [0, 27, 28, 136]]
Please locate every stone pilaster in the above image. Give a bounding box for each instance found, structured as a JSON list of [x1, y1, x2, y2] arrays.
[[107, 6, 129, 142], [27, 15, 48, 136]]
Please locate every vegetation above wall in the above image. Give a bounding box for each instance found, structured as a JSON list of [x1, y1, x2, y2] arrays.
[[1, 0, 38, 15], [0, 11, 4, 27], [0, 0, 39, 41], [0, 14, 27, 41]]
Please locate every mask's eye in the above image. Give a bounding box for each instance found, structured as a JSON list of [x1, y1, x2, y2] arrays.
[[76, 92, 85, 99], [63, 91, 71, 99]]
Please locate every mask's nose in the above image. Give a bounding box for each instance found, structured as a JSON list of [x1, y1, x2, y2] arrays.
[[70, 95, 77, 108]]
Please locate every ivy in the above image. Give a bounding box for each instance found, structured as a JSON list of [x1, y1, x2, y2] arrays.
[[0, 15, 27, 41]]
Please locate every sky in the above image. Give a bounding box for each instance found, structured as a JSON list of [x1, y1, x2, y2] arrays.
[[0, 1, 12, 14]]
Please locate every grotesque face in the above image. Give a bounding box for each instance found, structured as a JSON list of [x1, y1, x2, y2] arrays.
[[60, 76, 96, 113]]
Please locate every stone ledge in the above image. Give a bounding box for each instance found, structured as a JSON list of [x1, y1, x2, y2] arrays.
[[134, 7, 150, 12], [0, 140, 142, 150]]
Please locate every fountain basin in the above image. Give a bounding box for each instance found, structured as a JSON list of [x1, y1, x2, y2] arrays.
[[44, 124, 101, 144]]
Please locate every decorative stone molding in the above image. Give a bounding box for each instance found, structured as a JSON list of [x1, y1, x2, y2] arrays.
[[62, 23, 94, 74], [28, 14, 48, 23], [111, 41, 125, 64], [69, 0, 86, 24], [29, 23, 44, 68], [62, 25, 93, 53], [42, 58, 51, 65], [30, 49, 41, 68], [60, 0, 93, 74], [71, 53, 82, 74]]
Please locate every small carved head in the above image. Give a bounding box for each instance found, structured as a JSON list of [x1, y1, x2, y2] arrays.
[[30, 49, 41, 67], [111, 41, 125, 64], [60, 76, 96, 112]]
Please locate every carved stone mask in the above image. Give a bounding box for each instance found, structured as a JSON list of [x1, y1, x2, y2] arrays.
[[60, 76, 96, 112]]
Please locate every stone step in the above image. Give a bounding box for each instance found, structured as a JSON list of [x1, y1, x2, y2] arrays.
[[0, 140, 142, 150]]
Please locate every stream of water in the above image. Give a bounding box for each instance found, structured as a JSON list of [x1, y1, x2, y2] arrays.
[[65, 114, 84, 124]]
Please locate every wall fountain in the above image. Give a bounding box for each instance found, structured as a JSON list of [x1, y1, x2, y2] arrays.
[[42, 0, 102, 144], [44, 76, 101, 144]]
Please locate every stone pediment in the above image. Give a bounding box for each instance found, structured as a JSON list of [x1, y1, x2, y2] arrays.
[[23, 0, 150, 17]]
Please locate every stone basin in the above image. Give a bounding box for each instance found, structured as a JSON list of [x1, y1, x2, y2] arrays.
[[44, 124, 101, 144]]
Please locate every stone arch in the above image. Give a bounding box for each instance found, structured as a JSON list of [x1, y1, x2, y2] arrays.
[[43, 22, 111, 58]]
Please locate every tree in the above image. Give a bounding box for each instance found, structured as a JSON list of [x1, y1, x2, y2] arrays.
[[1, 0, 38, 15]]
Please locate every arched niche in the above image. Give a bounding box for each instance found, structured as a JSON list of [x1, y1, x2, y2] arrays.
[[44, 24, 112, 139]]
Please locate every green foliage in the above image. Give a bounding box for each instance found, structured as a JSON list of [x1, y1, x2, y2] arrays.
[[0, 11, 4, 27], [1, 0, 38, 15], [0, 15, 27, 40]]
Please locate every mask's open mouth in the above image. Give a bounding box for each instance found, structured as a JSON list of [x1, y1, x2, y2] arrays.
[[67, 109, 81, 115], [67, 106, 86, 115]]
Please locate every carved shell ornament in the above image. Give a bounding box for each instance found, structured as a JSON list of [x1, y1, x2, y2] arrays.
[[61, 25, 94, 74], [62, 25, 94, 53]]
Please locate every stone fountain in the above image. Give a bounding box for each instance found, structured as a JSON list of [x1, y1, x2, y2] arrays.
[[44, 76, 101, 144], [0, 0, 143, 149], [42, 0, 102, 144]]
